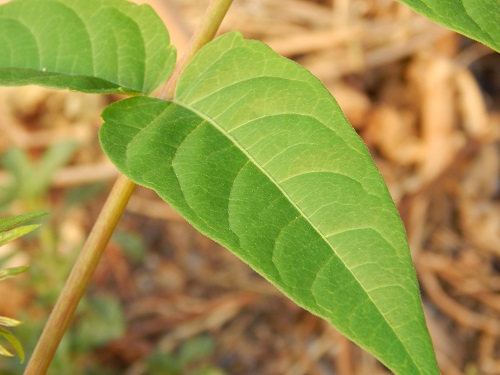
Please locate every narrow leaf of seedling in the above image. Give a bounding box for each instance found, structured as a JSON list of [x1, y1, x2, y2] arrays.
[[101, 32, 439, 374], [0, 344, 14, 357], [0, 212, 41, 365], [0, 225, 40, 247], [0, 266, 30, 281], [0, 0, 176, 94], [0, 317, 22, 328], [396, 0, 499, 52], [0, 326, 25, 363], [0, 212, 47, 233]]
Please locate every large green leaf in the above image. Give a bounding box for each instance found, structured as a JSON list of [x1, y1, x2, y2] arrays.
[[100, 32, 438, 374], [0, 0, 176, 94], [397, 0, 499, 52]]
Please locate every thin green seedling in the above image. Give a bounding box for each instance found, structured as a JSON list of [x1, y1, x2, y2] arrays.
[[0, 0, 498, 374], [0, 209, 128, 375], [0, 212, 47, 363]]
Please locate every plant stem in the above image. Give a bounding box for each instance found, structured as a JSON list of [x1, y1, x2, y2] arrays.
[[23, 175, 135, 375], [23, 0, 234, 373], [160, 0, 234, 100]]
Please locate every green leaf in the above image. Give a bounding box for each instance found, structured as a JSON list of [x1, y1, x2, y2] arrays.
[[0, 212, 47, 233], [0, 224, 40, 247], [0, 0, 176, 94], [100, 32, 438, 374], [0, 316, 22, 328], [0, 212, 46, 250], [0, 266, 30, 281], [0, 343, 14, 357], [397, 0, 499, 52], [0, 326, 25, 363]]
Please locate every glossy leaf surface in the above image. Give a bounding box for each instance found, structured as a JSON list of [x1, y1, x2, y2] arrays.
[[101, 32, 438, 374], [0, 0, 175, 94], [397, 0, 499, 51]]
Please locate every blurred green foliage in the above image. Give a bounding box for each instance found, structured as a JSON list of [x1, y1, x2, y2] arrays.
[[0, 212, 47, 363], [0, 143, 226, 374], [147, 336, 226, 375], [0, 141, 79, 212], [0, 143, 128, 374]]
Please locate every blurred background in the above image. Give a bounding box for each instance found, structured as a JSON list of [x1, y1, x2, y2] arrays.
[[0, 0, 499, 374]]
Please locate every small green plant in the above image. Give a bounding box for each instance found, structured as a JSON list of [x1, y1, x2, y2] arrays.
[[0, 212, 47, 363], [0, 266, 28, 363], [0, 0, 498, 374]]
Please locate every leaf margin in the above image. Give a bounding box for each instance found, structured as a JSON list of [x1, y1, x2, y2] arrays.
[[0, 0, 176, 94], [100, 32, 440, 374]]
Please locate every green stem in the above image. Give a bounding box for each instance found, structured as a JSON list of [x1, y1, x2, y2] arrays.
[[23, 175, 135, 375], [160, 0, 234, 100], [23, 0, 234, 373]]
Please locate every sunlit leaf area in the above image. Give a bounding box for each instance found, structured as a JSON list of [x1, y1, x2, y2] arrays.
[[1, 0, 499, 374]]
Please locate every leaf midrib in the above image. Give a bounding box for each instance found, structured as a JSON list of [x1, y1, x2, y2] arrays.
[[0, 0, 161, 94], [171, 98, 418, 372]]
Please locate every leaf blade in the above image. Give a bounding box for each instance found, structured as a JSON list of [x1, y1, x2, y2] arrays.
[[0, 326, 24, 363], [0, 266, 29, 281], [0, 212, 47, 233], [100, 32, 438, 374], [0, 0, 176, 94], [396, 0, 499, 51], [0, 316, 22, 328]]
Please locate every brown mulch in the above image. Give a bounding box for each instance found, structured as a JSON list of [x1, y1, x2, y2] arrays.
[[0, 0, 499, 374]]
